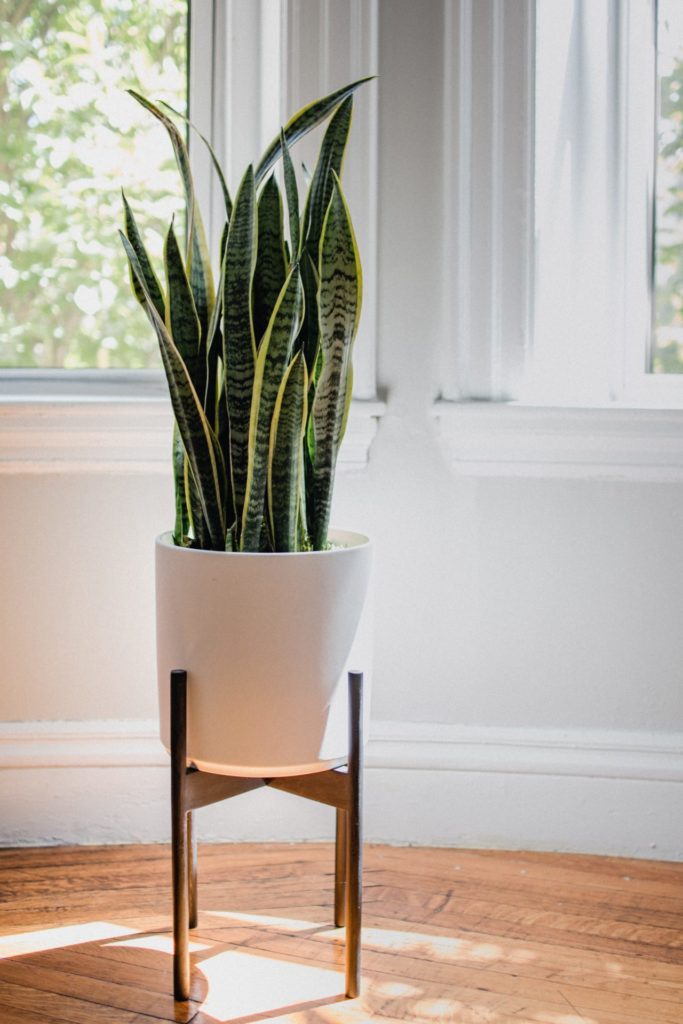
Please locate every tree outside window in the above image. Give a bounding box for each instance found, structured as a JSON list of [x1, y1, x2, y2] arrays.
[[0, 0, 187, 369]]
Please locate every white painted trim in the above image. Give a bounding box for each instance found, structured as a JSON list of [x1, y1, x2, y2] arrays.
[[368, 721, 683, 782], [2, 718, 680, 783], [434, 400, 683, 480], [0, 721, 165, 768], [0, 397, 384, 470], [441, 0, 534, 401], [283, 0, 379, 400]]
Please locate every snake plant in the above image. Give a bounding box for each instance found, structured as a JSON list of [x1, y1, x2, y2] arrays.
[[120, 79, 369, 552]]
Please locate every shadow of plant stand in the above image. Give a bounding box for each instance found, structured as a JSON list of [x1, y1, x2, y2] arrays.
[[170, 669, 364, 1002]]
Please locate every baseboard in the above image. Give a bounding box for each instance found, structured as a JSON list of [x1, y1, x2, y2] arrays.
[[1, 719, 680, 858]]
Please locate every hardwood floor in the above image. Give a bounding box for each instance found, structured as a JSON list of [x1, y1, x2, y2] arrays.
[[0, 844, 680, 1023]]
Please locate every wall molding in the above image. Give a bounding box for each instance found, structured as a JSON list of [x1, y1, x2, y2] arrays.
[[2, 717, 680, 782], [0, 397, 384, 471], [435, 400, 683, 480], [2, 717, 679, 856]]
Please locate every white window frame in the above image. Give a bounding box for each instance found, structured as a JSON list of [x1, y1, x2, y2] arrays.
[[0, 0, 383, 468], [435, 0, 683, 478]]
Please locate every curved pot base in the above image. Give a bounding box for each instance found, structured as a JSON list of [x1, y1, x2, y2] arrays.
[[187, 754, 348, 778]]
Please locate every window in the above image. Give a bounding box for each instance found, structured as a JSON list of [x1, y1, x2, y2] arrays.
[[655, 0, 683, 374], [0, 0, 188, 370], [532, 0, 683, 407], [438, 0, 683, 410]]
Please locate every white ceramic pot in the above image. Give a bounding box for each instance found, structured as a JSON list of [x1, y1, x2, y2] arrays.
[[156, 529, 372, 777]]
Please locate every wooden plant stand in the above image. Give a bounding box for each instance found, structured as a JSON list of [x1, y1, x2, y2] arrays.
[[170, 669, 364, 1002]]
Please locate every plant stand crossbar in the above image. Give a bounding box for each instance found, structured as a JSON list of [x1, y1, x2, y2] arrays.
[[170, 669, 364, 1002]]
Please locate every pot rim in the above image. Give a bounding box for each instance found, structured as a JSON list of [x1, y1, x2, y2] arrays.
[[155, 527, 371, 557]]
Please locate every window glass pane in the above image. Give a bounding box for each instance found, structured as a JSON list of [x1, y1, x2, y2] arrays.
[[0, 0, 187, 369], [654, 0, 683, 374]]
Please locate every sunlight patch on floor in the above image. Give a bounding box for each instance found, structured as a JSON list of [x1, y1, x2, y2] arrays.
[[315, 926, 537, 967], [204, 909, 333, 933], [105, 933, 211, 954], [0, 921, 135, 958], [197, 947, 343, 1020]]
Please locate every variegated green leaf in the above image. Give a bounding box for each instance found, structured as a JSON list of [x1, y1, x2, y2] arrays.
[[253, 175, 287, 345], [204, 239, 227, 418], [122, 191, 165, 321], [241, 266, 303, 551], [268, 353, 307, 551], [121, 230, 227, 550], [223, 165, 257, 536], [172, 422, 190, 545], [254, 76, 373, 185], [301, 96, 353, 259], [281, 129, 300, 259], [164, 218, 206, 402], [310, 175, 362, 550], [127, 89, 215, 344], [160, 100, 233, 220], [298, 249, 321, 375]]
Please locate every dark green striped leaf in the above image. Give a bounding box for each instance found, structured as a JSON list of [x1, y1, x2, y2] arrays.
[[121, 230, 227, 550], [122, 191, 165, 321], [310, 175, 362, 549], [268, 353, 307, 551], [223, 165, 257, 537], [172, 423, 190, 545], [241, 266, 303, 551], [301, 96, 353, 260], [160, 100, 233, 220], [164, 218, 205, 402], [127, 89, 215, 345], [254, 76, 373, 185], [253, 175, 287, 345], [298, 250, 321, 378], [281, 129, 300, 259]]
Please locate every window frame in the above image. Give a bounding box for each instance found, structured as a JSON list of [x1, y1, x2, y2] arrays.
[[0, 0, 383, 466]]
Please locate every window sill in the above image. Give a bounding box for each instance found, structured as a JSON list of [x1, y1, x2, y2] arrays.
[[434, 400, 683, 481], [0, 372, 385, 472]]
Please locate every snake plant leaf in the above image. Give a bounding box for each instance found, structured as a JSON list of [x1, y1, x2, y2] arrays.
[[241, 265, 304, 551], [268, 352, 307, 551], [164, 218, 206, 403], [301, 96, 353, 260], [310, 175, 362, 549], [122, 191, 165, 321], [223, 164, 257, 535], [127, 89, 215, 344], [281, 129, 300, 259], [160, 100, 233, 220], [253, 175, 287, 345], [297, 250, 321, 376], [204, 244, 227, 420], [254, 76, 373, 185], [120, 231, 227, 550], [172, 423, 190, 545]]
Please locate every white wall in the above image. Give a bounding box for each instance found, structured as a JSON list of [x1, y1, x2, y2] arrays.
[[0, 0, 681, 859]]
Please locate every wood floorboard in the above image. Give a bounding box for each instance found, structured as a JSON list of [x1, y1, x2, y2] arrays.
[[0, 844, 680, 1023]]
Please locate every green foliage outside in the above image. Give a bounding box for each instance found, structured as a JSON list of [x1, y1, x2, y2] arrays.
[[655, 13, 683, 374], [0, 0, 186, 368]]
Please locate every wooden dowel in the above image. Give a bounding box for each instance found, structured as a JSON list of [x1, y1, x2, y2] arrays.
[[188, 810, 198, 929], [335, 808, 347, 927], [345, 670, 363, 998], [170, 669, 190, 1001]]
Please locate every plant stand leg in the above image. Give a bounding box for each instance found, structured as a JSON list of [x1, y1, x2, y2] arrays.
[[171, 670, 191, 1002], [188, 811, 198, 929], [345, 671, 363, 998], [334, 808, 347, 927]]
